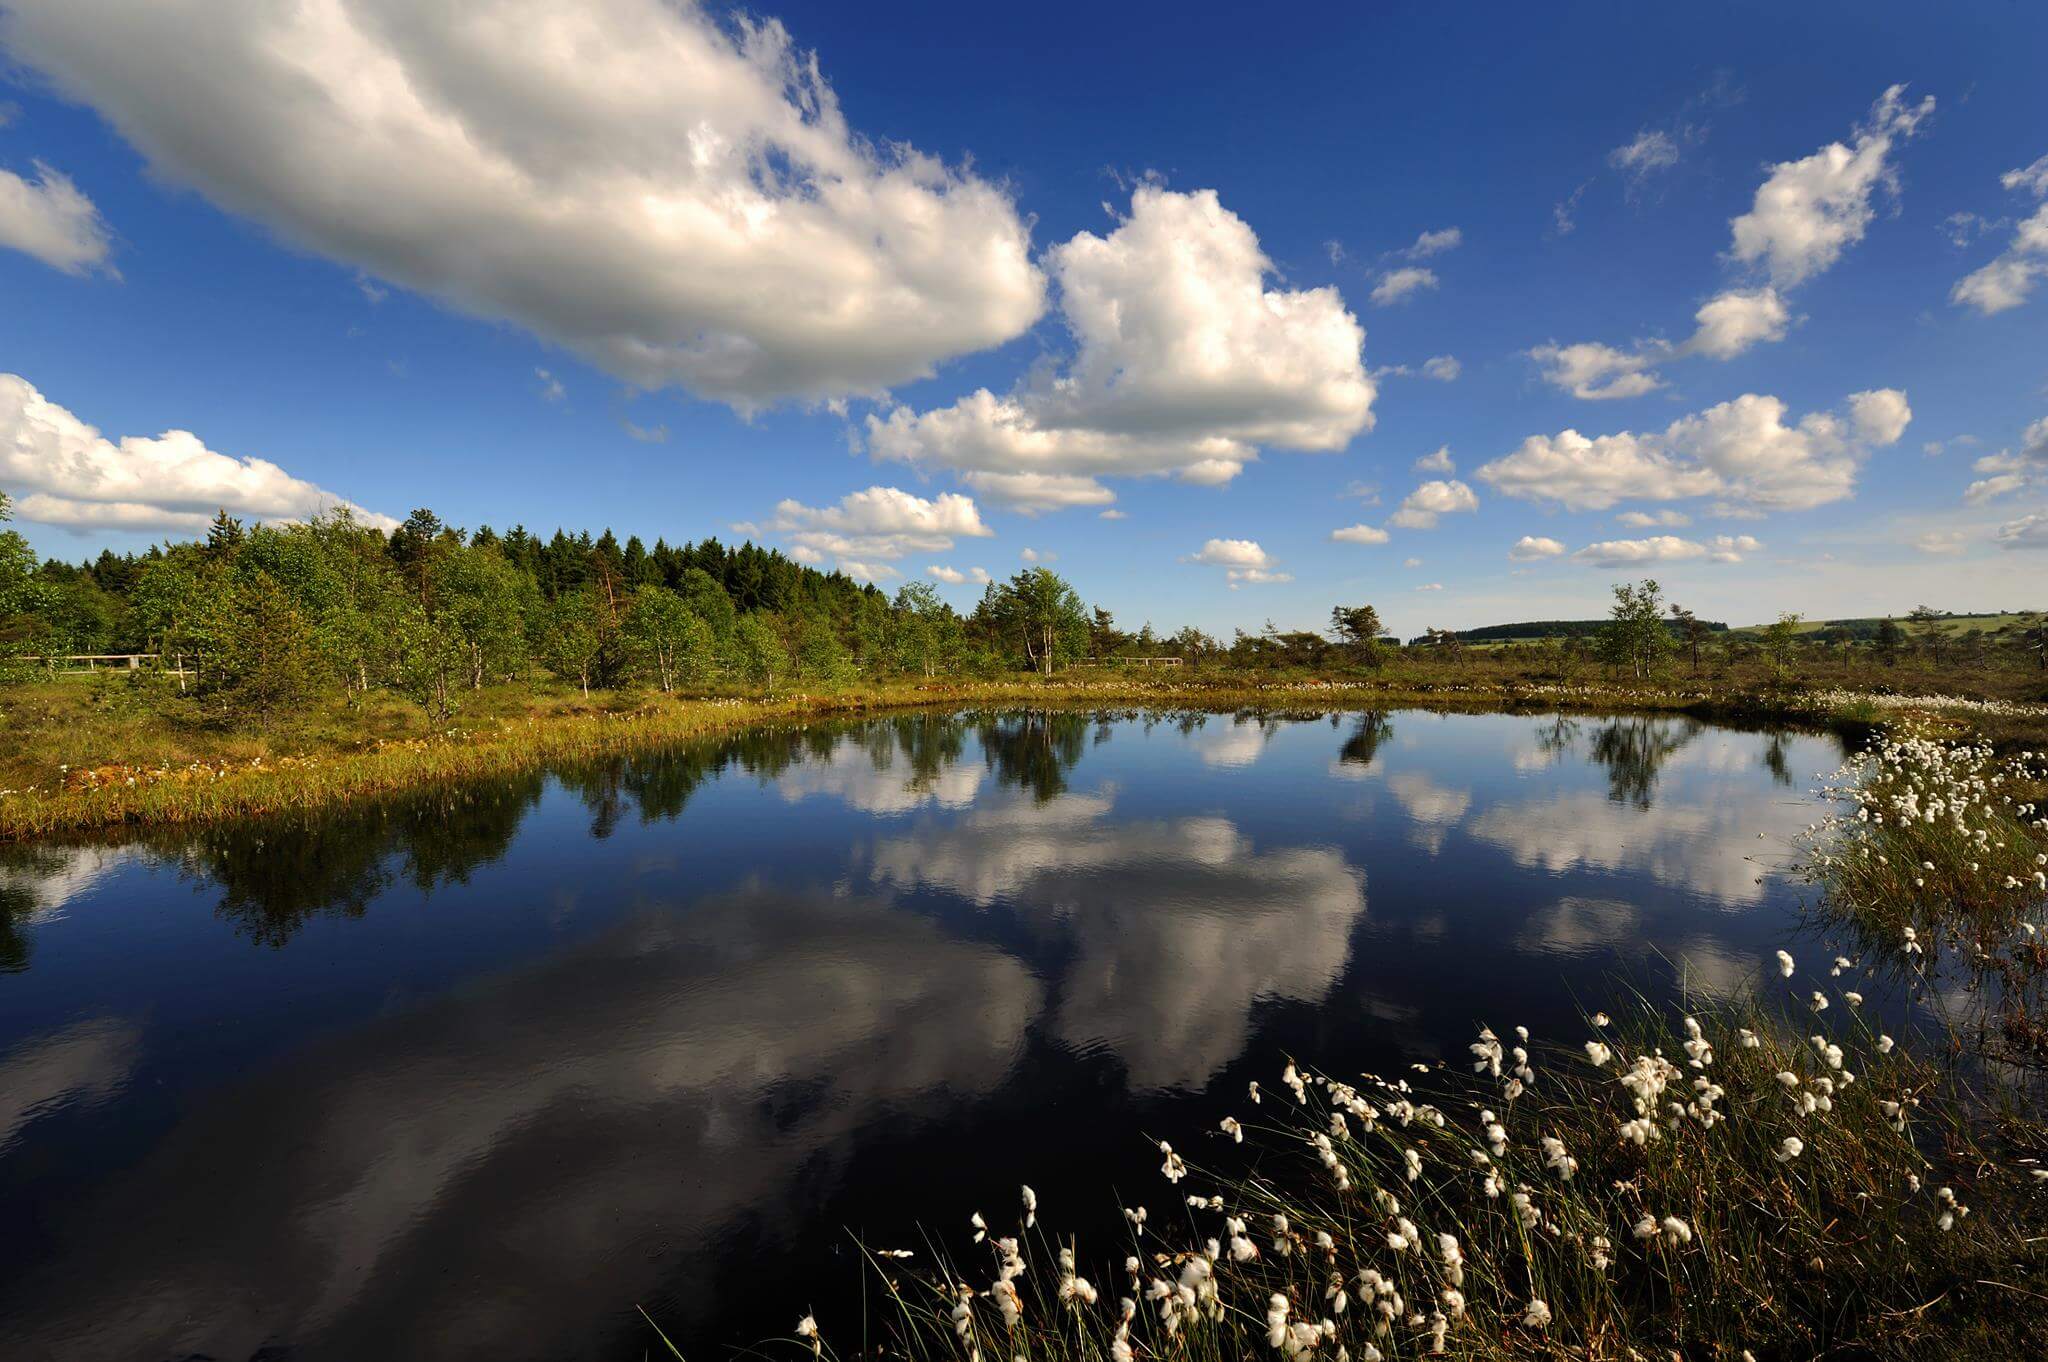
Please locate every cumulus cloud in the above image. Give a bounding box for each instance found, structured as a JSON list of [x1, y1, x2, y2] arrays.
[[1187, 537, 1289, 585], [0, 0, 1044, 408], [1330, 524, 1390, 546], [1964, 416, 2048, 504], [866, 184, 1373, 507], [1413, 445, 1455, 473], [1387, 478, 1478, 530], [1371, 266, 1438, 305], [1509, 535, 1565, 560], [1414, 582, 1443, 592], [927, 564, 991, 585], [1535, 88, 1926, 400], [1997, 512, 2048, 550], [1617, 509, 1691, 528], [1, 372, 395, 533], [1951, 154, 2048, 315], [750, 485, 991, 572], [1729, 85, 1934, 288], [1477, 389, 1909, 513], [1529, 287, 1788, 398], [1421, 354, 1461, 381], [1569, 534, 1761, 567], [0, 158, 113, 274]]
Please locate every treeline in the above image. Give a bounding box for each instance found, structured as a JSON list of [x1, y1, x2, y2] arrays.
[[1428, 617, 1731, 646]]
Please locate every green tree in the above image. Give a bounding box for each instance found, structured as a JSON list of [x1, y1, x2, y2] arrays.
[[1762, 612, 1804, 680], [538, 591, 606, 697], [732, 613, 788, 692], [624, 585, 712, 693], [1599, 579, 1669, 680], [791, 609, 853, 685], [1668, 602, 1710, 676], [1875, 617, 1905, 666], [892, 580, 963, 678], [988, 568, 1089, 676], [438, 545, 531, 688], [202, 573, 320, 725], [1907, 604, 1945, 667], [1329, 604, 1385, 667]]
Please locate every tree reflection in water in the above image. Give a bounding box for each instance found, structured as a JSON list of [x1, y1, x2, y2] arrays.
[[1588, 716, 1702, 808]]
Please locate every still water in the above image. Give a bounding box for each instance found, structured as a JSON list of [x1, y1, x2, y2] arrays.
[[0, 708, 1844, 1361]]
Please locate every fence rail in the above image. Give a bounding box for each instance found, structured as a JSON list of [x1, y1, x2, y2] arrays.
[[17, 653, 193, 677]]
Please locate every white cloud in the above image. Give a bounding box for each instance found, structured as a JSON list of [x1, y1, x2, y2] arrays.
[[0, 158, 113, 275], [1401, 227, 1462, 258], [1963, 417, 2048, 504], [1848, 387, 1913, 445], [752, 485, 991, 571], [1729, 85, 1934, 288], [621, 419, 669, 443], [1413, 445, 1455, 473], [1910, 530, 1967, 555], [1387, 478, 1478, 530], [1609, 130, 1680, 181], [1019, 546, 1056, 563], [957, 470, 1117, 514], [1421, 354, 1461, 382], [1330, 524, 1390, 546], [1686, 287, 1791, 358], [1617, 509, 1691, 528], [1097, 508, 1127, 521], [927, 564, 990, 585], [1230, 568, 1292, 585], [1537, 88, 1926, 401], [1478, 389, 1909, 513], [867, 185, 1373, 504], [1529, 287, 1788, 398], [534, 367, 566, 403], [1188, 538, 1270, 568], [1997, 512, 2048, 550], [1371, 266, 1438, 305], [1569, 533, 1760, 567], [1414, 582, 1443, 592], [0, 372, 394, 533], [0, 0, 1044, 408], [1951, 154, 2048, 315], [1402, 556, 1422, 568], [1509, 535, 1565, 560]]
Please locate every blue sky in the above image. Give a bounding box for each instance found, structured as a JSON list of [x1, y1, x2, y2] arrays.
[[1, 0, 2044, 637]]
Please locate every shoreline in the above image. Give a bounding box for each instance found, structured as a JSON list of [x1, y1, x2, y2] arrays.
[[0, 673, 2034, 842]]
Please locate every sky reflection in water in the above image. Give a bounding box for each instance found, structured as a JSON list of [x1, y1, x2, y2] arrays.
[[0, 709, 1844, 1361]]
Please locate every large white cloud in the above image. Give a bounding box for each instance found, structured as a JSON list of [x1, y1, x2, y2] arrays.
[[742, 485, 990, 574], [1, 372, 396, 533], [0, 0, 1044, 409], [1951, 154, 2048, 316], [1569, 533, 1760, 567], [1534, 88, 1927, 400], [1729, 85, 1934, 287], [1477, 389, 1909, 513], [866, 184, 1374, 508], [1508, 535, 1565, 560], [0, 158, 113, 274], [1964, 415, 2048, 505]]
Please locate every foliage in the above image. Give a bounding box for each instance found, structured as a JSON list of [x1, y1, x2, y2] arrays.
[[1599, 579, 1670, 680]]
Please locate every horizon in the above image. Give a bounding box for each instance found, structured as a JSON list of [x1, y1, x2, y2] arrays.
[[3, 1, 2045, 639]]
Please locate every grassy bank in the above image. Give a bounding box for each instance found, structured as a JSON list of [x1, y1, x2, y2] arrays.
[[4, 664, 2046, 841]]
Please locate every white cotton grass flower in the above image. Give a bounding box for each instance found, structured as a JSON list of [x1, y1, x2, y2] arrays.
[[1267, 1293, 1290, 1348], [1522, 1298, 1552, 1329], [1158, 1140, 1187, 1183], [797, 1314, 821, 1357], [1811, 990, 1830, 1012], [1878, 1034, 1896, 1054], [970, 1211, 987, 1243], [1220, 1116, 1244, 1144], [1777, 1136, 1805, 1162], [1584, 1040, 1612, 1067], [1592, 1011, 1611, 1028], [1021, 1185, 1037, 1228], [1777, 949, 1796, 978], [1248, 1080, 1262, 1105]]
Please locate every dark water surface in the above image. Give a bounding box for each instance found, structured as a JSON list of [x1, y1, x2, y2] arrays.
[[0, 708, 1845, 1361]]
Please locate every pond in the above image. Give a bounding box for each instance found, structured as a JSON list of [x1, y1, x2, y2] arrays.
[[0, 708, 1847, 1361]]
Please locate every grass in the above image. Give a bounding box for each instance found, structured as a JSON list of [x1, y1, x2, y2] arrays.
[[4, 659, 2047, 840], [737, 995, 2048, 1361]]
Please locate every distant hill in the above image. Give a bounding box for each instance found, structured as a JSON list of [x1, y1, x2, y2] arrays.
[[1410, 618, 1728, 647]]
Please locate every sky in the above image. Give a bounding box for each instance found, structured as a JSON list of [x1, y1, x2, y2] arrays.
[[1, 0, 2044, 639]]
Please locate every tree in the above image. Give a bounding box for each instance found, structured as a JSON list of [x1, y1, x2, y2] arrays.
[[624, 585, 711, 693], [1875, 617, 1904, 666], [1599, 579, 1669, 680], [892, 580, 961, 679], [1329, 604, 1385, 667], [538, 591, 606, 697], [732, 614, 787, 692], [1762, 612, 1803, 680], [791, 609, 853, 685], [438, 545, 531, 688], [202, 573, 319, 725], [1088, 606, 1126, 658], [1668, 603, 1710, 676], [1908, 604, 1945, 667], [988, 568, 1089, 676]]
